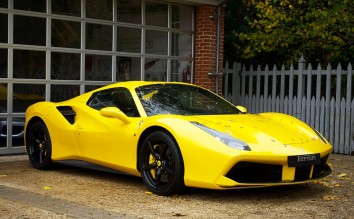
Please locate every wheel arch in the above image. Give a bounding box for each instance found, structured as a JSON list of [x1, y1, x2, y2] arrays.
[[25, 116, 53, 170], [25, 116, 45, 144], [136, 126, 184, 173]]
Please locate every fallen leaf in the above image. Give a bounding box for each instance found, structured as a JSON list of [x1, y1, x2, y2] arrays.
[[173, 213, 187, 217], [322, 195, 340, 201], [338, 173, 347, 178], [337, 173, 351, 181]]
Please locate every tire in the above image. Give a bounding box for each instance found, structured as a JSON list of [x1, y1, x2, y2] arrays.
[[25, 121, 52, 170], [139, 131, 184, 196]]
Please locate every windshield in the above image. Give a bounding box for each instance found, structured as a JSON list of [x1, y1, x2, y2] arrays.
[[136, 84, 241, 116]]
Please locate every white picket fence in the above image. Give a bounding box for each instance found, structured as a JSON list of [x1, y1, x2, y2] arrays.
[[223, 56, 354, 155]]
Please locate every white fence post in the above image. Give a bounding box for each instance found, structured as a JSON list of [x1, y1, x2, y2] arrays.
[[296, 55, 306, 119], [345, 63, 352, 155], [233, 62, 241, 105]]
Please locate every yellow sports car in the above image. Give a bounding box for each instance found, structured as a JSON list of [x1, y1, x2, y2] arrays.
[[25, 81, 332, 196]]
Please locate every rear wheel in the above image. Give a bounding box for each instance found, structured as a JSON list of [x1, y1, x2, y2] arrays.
[[139, 131, 184, 196], [26, 121, 52, 170]]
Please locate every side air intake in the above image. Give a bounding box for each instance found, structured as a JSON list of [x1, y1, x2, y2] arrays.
[[57, 106, 76, 124]]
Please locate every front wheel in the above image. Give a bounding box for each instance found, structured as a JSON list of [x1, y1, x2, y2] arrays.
[[139, 131, 184, 196], [25, 121, 52, 170]]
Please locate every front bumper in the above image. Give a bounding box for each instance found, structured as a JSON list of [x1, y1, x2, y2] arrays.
[[216, 153, 332, 188]]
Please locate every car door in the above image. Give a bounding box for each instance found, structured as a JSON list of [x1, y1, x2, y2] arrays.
[[73, 88, 141, 173]]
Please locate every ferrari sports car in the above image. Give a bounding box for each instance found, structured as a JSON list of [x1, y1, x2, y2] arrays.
[[25, 81, 332, 196]]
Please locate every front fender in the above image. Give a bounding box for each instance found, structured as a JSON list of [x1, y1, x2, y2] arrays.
[[136, 116, 241, 189]]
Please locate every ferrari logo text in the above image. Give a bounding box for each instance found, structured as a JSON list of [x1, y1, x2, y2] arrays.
[[297, 155, 317, 162]]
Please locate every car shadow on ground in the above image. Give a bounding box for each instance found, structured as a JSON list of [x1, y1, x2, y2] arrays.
[[51, 162, 143, 185], [49, 161, 332, 201], [187, 183, 331, 200]]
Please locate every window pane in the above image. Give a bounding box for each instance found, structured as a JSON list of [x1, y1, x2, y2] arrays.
[[0, 117, 8, 147], [14, 0, 46, 13], [0, 1, 7, 8], [52, 19, 81, 48], [171, 32, 192, 57], [172, 5, 193, 30], [117, 26, 141, 53], [51, 85, 80, 102], [0, 49, 7, 78], [117, 0, 141, 24], [0, 83, 7, 112], [0, 83, 7, 147], [13, 84, 45, 112], [13, 50, 45, 79], [86, 23, 112, 51], [52, 0, 81, 17], [85, 85, 103, 92], [12, 117, 25, 147], [87, 88, 139, 117], [14, 15, 46, 46], [51, 52, 80, 80], [117, 56, 141, 81], [0, 13, 7, 43], [145, 58, 166, 81], [86, 0, 112, 20], [146, 1, 168, 27], [145, 30, 167, 55], [85, 54, 112, 81], [171, 60, 192, 82]]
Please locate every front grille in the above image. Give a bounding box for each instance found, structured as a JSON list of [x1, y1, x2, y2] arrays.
[[294, 166, 311, 181], [226, 162, 282, 183], [312, 154, 331, 179], [295, 154, 331, 181], [226, 154, 332, 184]]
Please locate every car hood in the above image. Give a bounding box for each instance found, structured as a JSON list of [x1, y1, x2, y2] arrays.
[[188, 113, 318, 147]]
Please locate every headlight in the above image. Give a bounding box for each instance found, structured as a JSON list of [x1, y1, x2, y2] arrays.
[[311, 128, 328, 144], [191, 122, 251, 151]]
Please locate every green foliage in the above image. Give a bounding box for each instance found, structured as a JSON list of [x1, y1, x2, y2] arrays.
[[226, 0, 354, 66]]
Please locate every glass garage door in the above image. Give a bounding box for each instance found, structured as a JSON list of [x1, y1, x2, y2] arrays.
[[0, 0, 194, 154]]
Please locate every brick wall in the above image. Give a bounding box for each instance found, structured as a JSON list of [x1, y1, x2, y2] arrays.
[[194, 5, 224, 95]]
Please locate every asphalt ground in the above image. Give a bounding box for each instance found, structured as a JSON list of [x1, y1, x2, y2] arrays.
[[0, 154, 353, 219]]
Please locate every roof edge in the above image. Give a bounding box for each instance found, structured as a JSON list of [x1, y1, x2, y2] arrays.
[[164, 0, 222, 6]]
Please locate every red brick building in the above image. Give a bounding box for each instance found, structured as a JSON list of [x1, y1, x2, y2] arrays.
[[195, 4, 224, 94]]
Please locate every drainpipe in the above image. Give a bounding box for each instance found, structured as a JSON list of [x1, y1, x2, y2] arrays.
[[215, 6, 221, 94], [212, 0, 229, 94]]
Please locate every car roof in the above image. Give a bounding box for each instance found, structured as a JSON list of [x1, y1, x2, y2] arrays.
[[99, 81, 195, 91], [61, 81, 199, 104]]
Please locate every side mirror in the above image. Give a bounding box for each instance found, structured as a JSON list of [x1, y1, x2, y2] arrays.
[[236, 106, 247, 114], [100, 107, 131, 124]]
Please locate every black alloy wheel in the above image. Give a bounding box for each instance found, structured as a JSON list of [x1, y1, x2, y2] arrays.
[[26, 121, 52, 170], [139, 131, 184, 196]]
